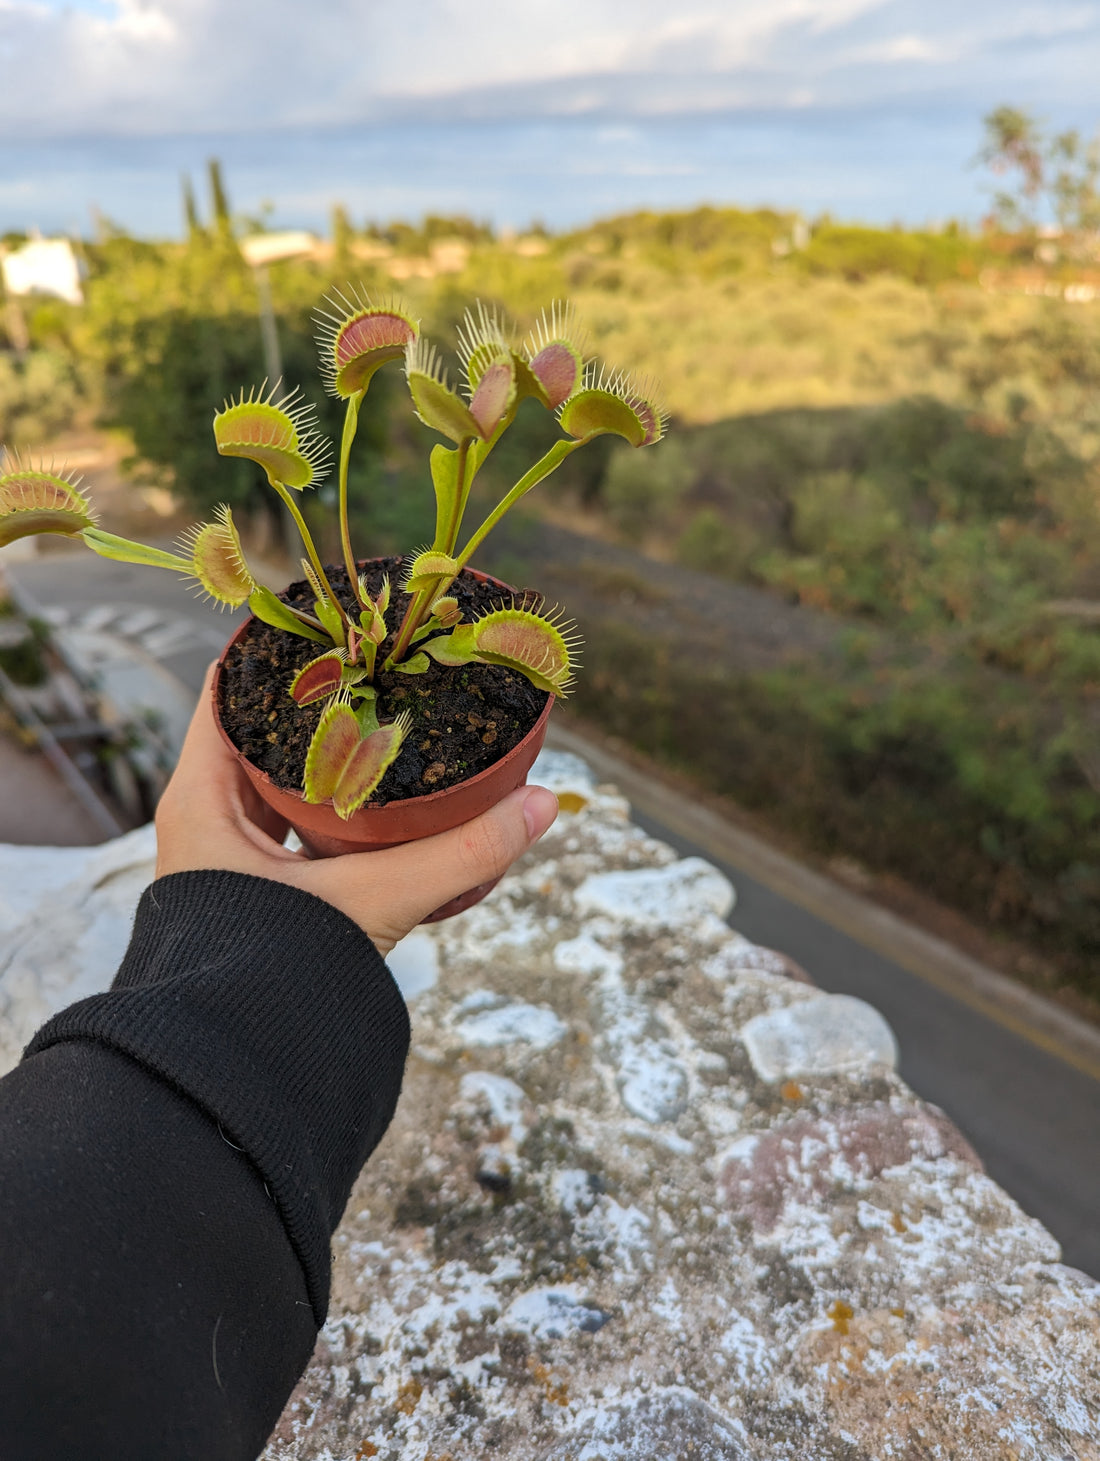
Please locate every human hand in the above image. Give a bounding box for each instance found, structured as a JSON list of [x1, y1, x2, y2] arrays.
[[155, 667, 558, 954]]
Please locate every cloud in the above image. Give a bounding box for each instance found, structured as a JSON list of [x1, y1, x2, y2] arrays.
[[2, 0, 1100, 138], [848, 33, 950, 63]]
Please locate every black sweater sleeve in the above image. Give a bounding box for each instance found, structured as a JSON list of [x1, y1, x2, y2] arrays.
[[0, 870, 410, 1460]]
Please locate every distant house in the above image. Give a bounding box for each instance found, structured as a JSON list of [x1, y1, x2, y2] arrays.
[[238, 231, 319, 268], [1, 238, 84, 307]]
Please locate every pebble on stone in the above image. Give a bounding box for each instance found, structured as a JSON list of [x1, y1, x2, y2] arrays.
[[572, 857, 735, 930], [542, 1389, 750, 1460], [454, 999, 567, 1050], [617, 1045, 689, 1124], [552, 932, 624, 978], [740, 991, 899, 1081], [716, 1103, 982, 1234], [458, 1071, 529, 1142], [503, 1287, 610, 1340]]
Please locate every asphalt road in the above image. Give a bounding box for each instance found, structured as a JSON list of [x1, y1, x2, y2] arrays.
[[7, 545, 1100, 1278], [5, 545, 245, 704]]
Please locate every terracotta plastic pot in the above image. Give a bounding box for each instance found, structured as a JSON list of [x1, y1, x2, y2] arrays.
[[211, 567, 554, 922]]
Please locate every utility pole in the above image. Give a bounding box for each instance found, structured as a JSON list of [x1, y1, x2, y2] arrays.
[[239, 231, 317, 389], [253, 263, 282, 388], [238, 231, 317, 560]]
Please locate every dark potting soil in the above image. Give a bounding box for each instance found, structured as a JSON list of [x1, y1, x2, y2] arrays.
[[218, 558, 549, 804]]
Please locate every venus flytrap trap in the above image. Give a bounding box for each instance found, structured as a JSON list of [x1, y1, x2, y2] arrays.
[[303, 697, 412, 821], [0, 291, 665, 822]]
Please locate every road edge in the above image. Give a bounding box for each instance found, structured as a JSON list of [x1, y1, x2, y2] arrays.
[[545, 720, 1100, 1082]]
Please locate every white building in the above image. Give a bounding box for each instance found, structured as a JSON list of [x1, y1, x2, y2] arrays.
[[1, 238, 84, 307]]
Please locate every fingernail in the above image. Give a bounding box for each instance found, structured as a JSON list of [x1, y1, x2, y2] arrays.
[[522, 786, 558, 842]]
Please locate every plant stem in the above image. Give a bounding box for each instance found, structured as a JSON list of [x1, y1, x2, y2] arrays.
[[270, 479, 349, 627], [441, 435, 473, 554], [81, 528, 194, 574], [284, 603, 328, 632], [338, 390, 367, 606], [455, 439, 581, 572], [385, 585, 432, 668]]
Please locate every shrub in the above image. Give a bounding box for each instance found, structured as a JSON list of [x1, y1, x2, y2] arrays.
[[602, 438, 694, 544], [798, 225, 986, 284], [0, 351, 79, 444], [677, 508, 757, 577], [571, 615, 1100, 996]]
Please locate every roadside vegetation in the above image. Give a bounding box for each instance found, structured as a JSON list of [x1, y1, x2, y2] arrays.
[[3, 118, 1099, 998]]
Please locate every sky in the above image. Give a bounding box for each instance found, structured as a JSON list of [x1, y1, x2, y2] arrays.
[[2, 0, 1099, 235]]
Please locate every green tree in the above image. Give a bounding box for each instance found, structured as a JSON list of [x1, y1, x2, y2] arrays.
[[330, 204, 353, 274], [978, 107, 1046, 229], [207, 158, 234, 241], [181, 174, 203, 241], [1048, 128, 1100, 234], [978, 106, 1100, 236]]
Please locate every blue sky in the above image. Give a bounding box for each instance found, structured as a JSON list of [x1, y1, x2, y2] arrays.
[[39, 1, 116, 12], [2, 0, 1099, 235]]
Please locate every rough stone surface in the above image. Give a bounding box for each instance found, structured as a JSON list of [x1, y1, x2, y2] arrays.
[[2, 752, 1099, 1459]]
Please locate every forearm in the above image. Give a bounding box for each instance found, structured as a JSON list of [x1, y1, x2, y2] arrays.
[[0, 1042, 317, 1459], [0, 871, 410, 1459]]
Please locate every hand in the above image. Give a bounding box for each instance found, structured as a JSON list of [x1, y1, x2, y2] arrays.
[[155, 667, 559, 954]]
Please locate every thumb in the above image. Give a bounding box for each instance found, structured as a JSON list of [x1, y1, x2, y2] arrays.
[[312, 785, 559, 950], [395, 784, 560, 923]]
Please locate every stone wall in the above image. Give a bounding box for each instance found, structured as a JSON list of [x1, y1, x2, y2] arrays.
[[2, 751, 1098, 1458]]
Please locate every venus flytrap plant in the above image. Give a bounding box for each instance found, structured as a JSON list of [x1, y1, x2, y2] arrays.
[[0, 291, 666, 821]]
